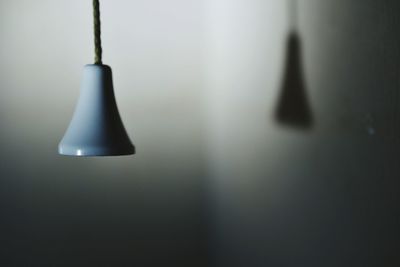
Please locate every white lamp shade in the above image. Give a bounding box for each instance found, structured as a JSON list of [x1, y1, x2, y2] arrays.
[[59, 64, 135, 156]]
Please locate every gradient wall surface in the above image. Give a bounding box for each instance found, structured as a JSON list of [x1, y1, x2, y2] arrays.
[[0, 0, 207, 266], [206, 0, 400, 266], [0, 0, 399, 266]]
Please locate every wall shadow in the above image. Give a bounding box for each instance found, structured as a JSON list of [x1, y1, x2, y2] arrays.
[[274, 31, 313, 130]]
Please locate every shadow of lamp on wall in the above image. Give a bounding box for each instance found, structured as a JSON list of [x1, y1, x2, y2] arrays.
[[274, 0, 313, 129]]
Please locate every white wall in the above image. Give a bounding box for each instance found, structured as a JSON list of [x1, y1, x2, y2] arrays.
[[205, 0, 400, 266], [0, 0, 207, 266], [1, 0, 399, 266]]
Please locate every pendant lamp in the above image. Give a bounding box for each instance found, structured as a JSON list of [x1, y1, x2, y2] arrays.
[[274, 0, 313, 129], [59, 0, 135, 156]]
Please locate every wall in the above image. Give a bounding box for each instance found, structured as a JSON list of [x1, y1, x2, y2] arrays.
[[1, 0, 400, 266], [0, 0, 207, 266], [205, 0, 400, 266]]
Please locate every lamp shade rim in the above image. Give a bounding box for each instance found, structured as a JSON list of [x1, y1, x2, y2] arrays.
[[58, 144, 135, 157]]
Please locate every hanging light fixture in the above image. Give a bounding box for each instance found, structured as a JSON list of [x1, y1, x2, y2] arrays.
[[59, 0, 135, 156]]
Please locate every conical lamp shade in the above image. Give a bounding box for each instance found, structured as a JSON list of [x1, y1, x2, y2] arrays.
[[59, 64, 135, 156], [275, 32, 313, 129]]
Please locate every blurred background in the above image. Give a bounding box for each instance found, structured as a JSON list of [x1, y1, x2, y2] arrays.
[[0, 0, 400, 266]]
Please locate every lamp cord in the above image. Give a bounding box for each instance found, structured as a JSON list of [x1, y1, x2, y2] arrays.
[[93, 0, 102, 64]]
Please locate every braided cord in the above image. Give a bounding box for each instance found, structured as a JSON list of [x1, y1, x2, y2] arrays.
[[93, 0, 102, 64]]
